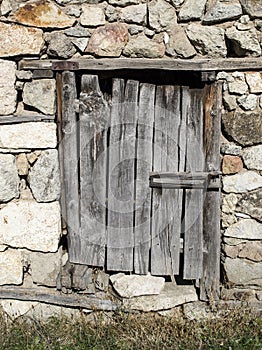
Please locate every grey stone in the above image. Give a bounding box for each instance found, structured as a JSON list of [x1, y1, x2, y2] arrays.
[[169, 0, 184, 7], [94, 270, 109, 291], [148, 0, 177, 32], [220, 139, 242, 155], [178, 0, 207, 21], [186, 24, 227, 57], [0, 154, 19, 203], [228, 72, 248, 94], [224, 219, 262, 240], [16, 153, 29, 176], [203, 0, 242, 24], [222, 111, 262, 146], [64, 26, 91, 37], [222, 212, 238, 228], [144, 28, 155, 38], [166, 26, 196, 58], [222, 193, 239, 214], [238, 241, 262, 262], [237, 94, 257, 110], [245, 72, 262, 93], [119, 4, 147, 25], [0, 60, 17, 115], [46, 32, 77, 59], [108, 0, 140, 5], [242, 145, 262, 170], [123, 33, 165, 58], [183, 302, 214, 320], [237, 189, 262, 221], [1, 0, 12, 15], [110, 273, 165, 298], [224, 257, 262, 287], [0, 249, 23, 285], [223, 237, 247, 246], [221, 287, 256, 301], [105, 5, 119, 22], [0, 200, 61, 252], [128, 26, 143, 35], [223, 171, 262, 193], [223, 91, 237, 110], [239, 0, 262, 18], [226, 27, 261, 56], [80, 4, 106, 27], [16, 70, 33, 81], [123, 283, 198, 311], [28, 149, 61, 203], [23, 79, 56, 115], [64, 5, 81, 17], [71, 38, 89, 52]]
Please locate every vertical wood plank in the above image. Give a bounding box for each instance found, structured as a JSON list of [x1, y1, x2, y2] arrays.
[[151, 85, 181, 276], [200, 82, 222, 301], [79, 75, 109, 266], [134, 83, 155, 274], [107, 79, 139, 271], [183, 88, 204, 280], [60, 71, 81, 263]]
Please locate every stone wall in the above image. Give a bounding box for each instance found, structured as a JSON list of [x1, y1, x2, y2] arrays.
[[0, 0, 261, 319]]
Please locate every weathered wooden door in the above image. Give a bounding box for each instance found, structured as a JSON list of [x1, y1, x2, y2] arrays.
[[60, 72, 222, 301]]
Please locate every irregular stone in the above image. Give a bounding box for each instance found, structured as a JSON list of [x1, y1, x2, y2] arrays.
[[221, 287, 256, 301], [23, 79, 56, 115], [237, 189, 262, 221], [105, 4, 119, 22], [119, 4, 147, 25], [148, 0, 177, 32], [223, 91, 237, 111], [144, 28, 155, 38], [64, 25, 91, 37], [71, 38, 89, 52], [222, 193, 239, 213], [222, 111, 262, 146], [227, 72, 248, 94], [186, 24, 227, 57], [223, 171, 262, 193], [0, 249, 23, 285], [12, 0, 75, 28], [0, 60, 17, 115], [27, 151, 41, 165], [166, 26, 196, 58], [222, 155, 243, 174], [0, 154, 19, 203], [226, 27, 261, 56], [224, 219, 262, 240], [203, 0, 242, 24], [242, 145, 262, 170], [108, 0, 140, 5], [221, 212, 238, 228], [1, 0, 12, 15], [123, 33, 165, 58], [16, 70, 33, 80], [170, 0, 185, 7], [64, 5, 81, 17], [110, 273, 165, 298], [220, 139, 242, 155], [123, 284, 198, 311], [224, 257, 262, 287], [245, 72, 262, 93], [28, 149, 61, 202], [223, 237, 247, 245], [45, 32, 77, 59], [0, 200, 61, 252], [178, 0, 207, 21], [0, 123, 57, 150], [237, 94, 257, 110], [239, 0, 262, 18], [224, 244, 240, 258], [94, 270, 109, 291], [80, 4, 105, 27], [128, 25, 143, 35], [16, 153, 29, 176], [86, 23, 128, 57], [183, 302, 216, 320], [238, 241, 262, 262]]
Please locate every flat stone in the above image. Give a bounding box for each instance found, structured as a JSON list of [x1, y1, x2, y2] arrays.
[[123, 33, 165, 58], [64, 5, 81, 17], [245, 72, 262, 93], [223, 91, 237, 111], [222, 111, 262, 146], [237, 94, 257, 110], [148, 0, 177, 32], [23, 79, 56, 115], [0, 154, 19, 203], [110, 273, 165, 298], [0, 60, 17, 115], [226, 26, 261, 56], [128, 25, 143, 35], [86, 23, 128, 57], [236, 189, 262, 221], [1, 0, 12, 15], [224, 257, 262, 287], [203, 0, 242, 24], [227, 72, 248, 94], [238, 241, 262, 262], [64, 25, 91, 37], [183, 302, 215, 320], [242, 145, 262, 170], [222, 193, 239, 214], [119, 4, 147, 25], [222, 155, 243, 174], [0, 250, 23, 286], [71, 38, 89, 52], [123, 284, 198, 311], [80, 4, 105, 27], [186, 24, 227, 57], [239, 0, 262, 18], [220, 139, 242, 155], [108, 0, 140, 5], [0, 200, 61, 252], [224, 244, 240, 258], [178, 0, 207, 21], [223, 171, 262, 193], [16, 153, 29, 176], [16, 70, 33, 80], [166, 25, 196, 58], [224, 219, 262, 240], [45, 32, 77, 59], [28, 149, 61, 202]]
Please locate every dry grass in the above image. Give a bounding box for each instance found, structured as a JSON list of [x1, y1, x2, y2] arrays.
[[0, 307, 261, 350]]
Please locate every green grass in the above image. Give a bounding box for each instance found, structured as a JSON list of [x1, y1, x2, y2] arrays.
[[0, 308, 261, 350]]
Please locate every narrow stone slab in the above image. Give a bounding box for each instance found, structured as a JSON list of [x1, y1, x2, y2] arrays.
[[223, 171, 262, 193], [0, 250, 23, 286], [0, 154, 19, 203], [0, 122, 57, 149], [0, 200, 61, 252], [224, 219, 262, 240], [0, 60, 17, 115]]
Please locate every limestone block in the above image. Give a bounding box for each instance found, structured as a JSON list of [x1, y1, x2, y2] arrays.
[[110, 273, 165, 298], [0, 249, 23, 285], [178, 0, 207, 21], [203, 0, 242, 24], [148, 0, 177, 32], [28, 149, 61, 202], [45, 32, 77, 59], [226, 27, 261, 56], [80, 4, 105, 27], [166, 26, 196, 58], [237, 189, 262, 221], [0, 22, 43, 57], [0, 60, 17, 115], [224, 219, 262, 240], [227, 72, 248, 94], [0, 122, 57, 149], [242, 145, 262, 170], [0, 200, 61, 252], [16, 153, 29, 176], [239, 0, 262, 18], [223, 171, 262, 193], [186, 24, 227, 57], [245, 72, 262, 93], [119, 4, 147, 25], [222, 155, 243, 174], [237, 94, 257, 110], [0, 154, 19, 203], [123, 33, 165, 58]]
